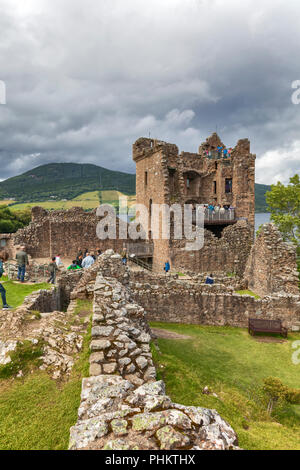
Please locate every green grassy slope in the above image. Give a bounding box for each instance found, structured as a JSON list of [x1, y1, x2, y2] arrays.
[[151, 322, 300, 450], [0, 163, 136, 202]]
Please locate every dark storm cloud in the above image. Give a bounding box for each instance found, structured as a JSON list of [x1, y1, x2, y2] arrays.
[[0, 0, 299, 184]]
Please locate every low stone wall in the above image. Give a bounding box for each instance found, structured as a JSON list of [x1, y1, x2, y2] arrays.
[[131, 282, 300, 331], [70, 251, 300, 332], [69, 266, 239, 450]]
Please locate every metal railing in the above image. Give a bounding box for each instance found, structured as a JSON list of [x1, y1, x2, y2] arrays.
[[192, 209, 236, 224], [129, 256, 153, 272]]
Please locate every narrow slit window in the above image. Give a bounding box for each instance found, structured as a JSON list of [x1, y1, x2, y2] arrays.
[[225, 178, 232, 194]]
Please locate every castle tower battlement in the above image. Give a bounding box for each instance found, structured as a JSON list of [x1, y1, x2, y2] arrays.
[[133, 133, 256, 273]]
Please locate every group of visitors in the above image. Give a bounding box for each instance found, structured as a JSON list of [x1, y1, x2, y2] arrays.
[[47, 248, 103, 284], [205, 204, 234, 214], [204, 146, 232, 159]]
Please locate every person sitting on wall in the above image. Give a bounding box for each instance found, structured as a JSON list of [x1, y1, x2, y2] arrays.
[[67, 260, 81, 271], [0, 251, 12, 310], [164, 261, 171, 274], [205, 274, 214, 285], [48, 257, 58, 284], [16, 245, 29, 283], [82, 252, 95, 269], [208, 204, 215, 213]]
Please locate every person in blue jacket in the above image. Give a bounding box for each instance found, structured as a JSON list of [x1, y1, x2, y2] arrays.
[[164, 261, 171, 274], [0, 252, 11, 310]]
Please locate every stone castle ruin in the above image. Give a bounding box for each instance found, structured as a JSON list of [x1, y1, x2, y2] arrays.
[[1, 133, 299, 318], [133, 133, 255, 273]]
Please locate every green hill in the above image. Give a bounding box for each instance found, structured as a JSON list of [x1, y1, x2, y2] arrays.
[[255, 183, 271, 213], [0, 163, 136, 202]]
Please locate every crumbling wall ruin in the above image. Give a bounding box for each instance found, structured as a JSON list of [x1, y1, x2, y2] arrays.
[[69, 255, 239, 451], [13, 206, 131, 259], [243, 224, 299, 297], [170, 220, 252, 277]]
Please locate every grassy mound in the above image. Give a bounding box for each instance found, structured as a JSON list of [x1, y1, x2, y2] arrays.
[[151, 322, 300, 450]]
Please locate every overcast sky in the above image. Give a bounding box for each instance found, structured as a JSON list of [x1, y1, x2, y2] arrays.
[[0, 0, 300, 184]]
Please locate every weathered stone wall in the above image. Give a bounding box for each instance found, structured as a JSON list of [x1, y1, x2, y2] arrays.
[[0, 234, 16, 259], [130, 281, 300, 331], [13, 206, 131, 259], [69, 251, 300, 332], [170, 220, 252, 276], [22, 270, 83, 313], [244, 224, 299, 297], [69, 256, 239, 451]]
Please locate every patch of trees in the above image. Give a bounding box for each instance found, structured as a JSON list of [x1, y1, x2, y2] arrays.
[[0, 206, 31, 233]]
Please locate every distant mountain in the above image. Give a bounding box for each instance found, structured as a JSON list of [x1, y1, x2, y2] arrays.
[[0, 163, 136, 202], [255, 183, 271, 213]]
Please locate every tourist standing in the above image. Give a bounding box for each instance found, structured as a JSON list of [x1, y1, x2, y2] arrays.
[[55, 254, 63, 268], [121, 248, 128, 266], [164, 261, 170, 274], [82, 252, 95, 269], [16, 245, 29, 283], [0, 252, 11, 310], [48, 257, 58, 284]]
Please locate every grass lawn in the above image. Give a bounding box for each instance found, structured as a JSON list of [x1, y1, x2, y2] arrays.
[[236, 290, 261, 299], [150, 322, 300, 450], [6, 190, 136, 213], [0, 299, 92, 450], [1, 277, 51, 309], [8, 191, 100, 212]]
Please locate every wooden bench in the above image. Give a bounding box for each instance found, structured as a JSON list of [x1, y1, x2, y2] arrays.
[[248, 318, 288, 338]]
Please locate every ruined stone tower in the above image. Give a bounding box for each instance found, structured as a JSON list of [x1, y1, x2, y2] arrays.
[[133, 133, 256, 274]]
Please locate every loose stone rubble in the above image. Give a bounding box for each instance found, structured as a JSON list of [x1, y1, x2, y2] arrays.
[[69, 253, 239, 450], [0, 297, 89, 380]]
